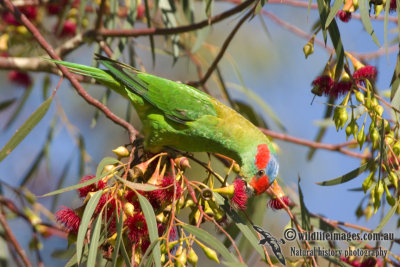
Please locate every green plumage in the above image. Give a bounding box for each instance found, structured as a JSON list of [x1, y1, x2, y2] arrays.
[[49, 55, 278, 187]]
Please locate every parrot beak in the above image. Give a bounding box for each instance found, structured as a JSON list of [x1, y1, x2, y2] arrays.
[[249, 175, 270, 195]]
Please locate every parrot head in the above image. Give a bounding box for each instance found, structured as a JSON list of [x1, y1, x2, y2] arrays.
[[242, 144, 279, 195]]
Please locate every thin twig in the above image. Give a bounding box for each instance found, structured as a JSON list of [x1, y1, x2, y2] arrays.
[[0, 211, 32, 267], [259, 128, 370, 159], [0, 0, 139, 143]]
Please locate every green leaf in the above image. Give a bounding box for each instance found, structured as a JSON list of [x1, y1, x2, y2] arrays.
[[41, 167, 114, 197], [214, 193, 265, 260], [139, 238, 162, 267], [298, 177, 311, 231], [0, 98, 16, 111], [77, 190, 103, 265], [182, 224, 238, 262], [0, 97, 53, 163], [87, 214, 102, 266], [137, 193, 161, 267], [111, 210, 124, 267], [42, 74, 51, 100], [328, 21, 345, 81], [115, 176, 158, 191], [325, 0, 343, 29], [316, 0, 328, 43], [4, 85, 33, 129], [359, 0, 381, 47], [78, 133, 86, 178], [317, 160, 375, 186]]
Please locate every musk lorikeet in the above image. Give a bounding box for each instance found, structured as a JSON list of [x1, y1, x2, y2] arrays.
[[50, 55, 279, 195]]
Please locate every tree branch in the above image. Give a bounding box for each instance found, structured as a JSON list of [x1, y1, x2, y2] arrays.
[[0, 0, 139, 143]]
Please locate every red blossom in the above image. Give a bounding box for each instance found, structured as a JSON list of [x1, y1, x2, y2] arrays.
[[268, 196, 290, 210], [55, 20, 77, 37], [232, 179, 248, 210], [353, 65, 377, 82], [47, 4, 63, 15], [125, 213, 148, 244], [337, 10, 352, 22], [331, 81, 353, 98], [137, 5, 145, 20], [77, 175, 106, 198], [312, 75, 334, 96], [361, 257, 377, 267], [55, 207, 81, 233], [390, 0, 397, 11], [2, 6, 37, 26], [8, 70, 32, 87]]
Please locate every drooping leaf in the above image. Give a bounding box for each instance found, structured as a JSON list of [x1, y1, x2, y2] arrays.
[[325, 0, 343, 29], [214, 193, 265, 260], [316, 0, 328, 43], [115, 176, 158, 191], [298, 177, 311, 231], [41, 167, 115, 197], [328, 20, 345, 81], [111, 209, 124, 267], [77, 190, 103, 264], [137, 192, 161, 267], [359, 0, 381, 47], [87, 213, 102, 266], [317, 160, 375, 186], [384, 0, 391, 60], [182, 224, 238, 262], [0, 97, 53, 163]]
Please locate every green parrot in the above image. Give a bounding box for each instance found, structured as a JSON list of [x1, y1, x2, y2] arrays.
[[50, 55, 279, 195]]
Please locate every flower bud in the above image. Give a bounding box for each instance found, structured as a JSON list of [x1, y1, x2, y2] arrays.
[[370, 128, 380, 150], [364, 204, 374, 220], [188, 248, 199, 267], [375, 4, 384, 16], [174, 157, 191, 170], [374, 105, 383, 116], [112, 146, 130, 158], [362, 172, 374, 193], [384, 183, 396, 206], [204, 201, 214, 218], [388, 172, 398, 188], [124, 202, 135, 217], [196, 242, 219, 264], [106, 233, 118, 246], [355, 91, 365, 103], [303, 35, 315, 59], [357, 125, 366, 149], [176, 248, 187, 267], [393, 141, 400, 156]]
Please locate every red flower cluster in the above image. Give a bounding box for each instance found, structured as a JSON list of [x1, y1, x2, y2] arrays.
[[77, 175, 106, 198], [137, 5, 145, 20], [1, 6, 37, 26], [390, 0, 397, 11], [268, 196, 290, 210], [55, 207, 81, 233], [55, 20, 77, 37], [353, 65, 377, 84], [8, 70, 32, 87], [232, 179, 248, 210], [341, 256, 382, 267], [337, 10, 352, 22]]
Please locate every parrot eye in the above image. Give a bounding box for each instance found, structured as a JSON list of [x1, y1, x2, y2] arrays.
[[256, 170, 265, 178]]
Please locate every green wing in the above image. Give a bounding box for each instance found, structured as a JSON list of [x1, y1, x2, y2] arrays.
[[96, 55, 217, 123]]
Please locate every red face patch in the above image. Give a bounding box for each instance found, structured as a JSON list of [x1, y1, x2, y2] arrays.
[[249, 175, 270, 195], [255, 144, 270, 170]]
